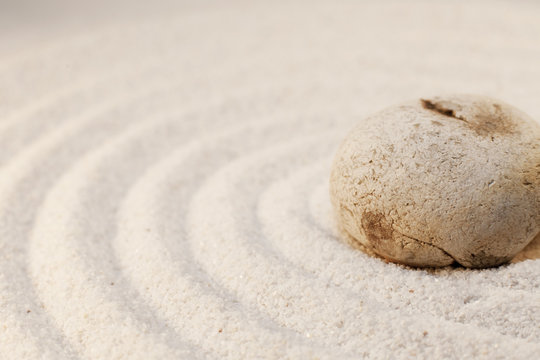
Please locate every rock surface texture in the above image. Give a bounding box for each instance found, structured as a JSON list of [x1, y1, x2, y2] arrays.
[[330, 95, 540, 268]]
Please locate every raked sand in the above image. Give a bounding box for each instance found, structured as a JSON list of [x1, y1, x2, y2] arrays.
[[0, 1, 539, 359]]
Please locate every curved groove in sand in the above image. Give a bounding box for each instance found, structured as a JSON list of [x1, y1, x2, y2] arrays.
[[113, 120, 341, 358], [1, 87, 287, 358], [0, 89, 208, 359]]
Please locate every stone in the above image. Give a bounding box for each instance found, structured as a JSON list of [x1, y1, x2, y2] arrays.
[[330, 95, 540, 268]]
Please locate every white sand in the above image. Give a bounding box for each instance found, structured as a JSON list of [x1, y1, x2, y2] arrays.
[[0, 1, 539, 359]]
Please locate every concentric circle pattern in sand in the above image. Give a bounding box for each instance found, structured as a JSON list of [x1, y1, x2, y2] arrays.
[[1, 1, 539, 359]]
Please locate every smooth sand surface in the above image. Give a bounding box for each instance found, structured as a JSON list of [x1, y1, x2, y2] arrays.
[[0, 1, 539, 359]]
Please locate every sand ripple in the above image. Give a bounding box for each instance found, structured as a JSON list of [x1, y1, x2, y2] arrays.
[[1, 1, 539, 359]]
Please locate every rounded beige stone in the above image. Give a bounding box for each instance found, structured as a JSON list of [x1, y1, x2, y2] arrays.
[[330, 94, 540, 268]]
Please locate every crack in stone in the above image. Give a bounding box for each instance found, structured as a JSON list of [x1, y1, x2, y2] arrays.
[[361, 210, 458, 266], [420, 97, 516, 137], [393, 227, 458, 264], [420, 99, 468, 124]]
